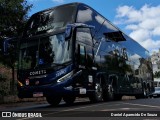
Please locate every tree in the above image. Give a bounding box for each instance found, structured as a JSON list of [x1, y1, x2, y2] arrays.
[[154, 71, 160, 78], [0, 0, 32, 94], [0, 0, 32, 39]]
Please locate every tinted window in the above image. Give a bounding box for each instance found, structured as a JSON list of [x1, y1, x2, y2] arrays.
[[24, 5, 76, 37], [76, 5, 104, 35], [100, 20, 118, 33], [76, 28, 93, 45], [78, 45, 86, 65], [120, 34, 149, 59], [19, 33, 72, 69]]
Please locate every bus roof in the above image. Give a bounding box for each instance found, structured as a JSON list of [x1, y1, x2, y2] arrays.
[[30, 2, 149, 56]]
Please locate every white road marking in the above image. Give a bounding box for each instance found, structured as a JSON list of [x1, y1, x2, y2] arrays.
[[17, 102, 120, 120], [101, 107, 140, 111], [123, 102, 160, 109], [16, 101, 160, 120]]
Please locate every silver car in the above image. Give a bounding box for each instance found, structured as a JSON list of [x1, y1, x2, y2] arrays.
[[150, 87, 160, 98]]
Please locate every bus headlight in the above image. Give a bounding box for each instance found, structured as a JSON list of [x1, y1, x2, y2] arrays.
[[57, 71, 73, 83]]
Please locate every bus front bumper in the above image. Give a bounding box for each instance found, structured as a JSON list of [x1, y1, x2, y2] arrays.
[[17, 82, 93, 98]]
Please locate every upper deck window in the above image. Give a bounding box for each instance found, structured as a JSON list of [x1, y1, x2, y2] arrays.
[[76, 5, 104, 35], [24, 4, 76, 37]]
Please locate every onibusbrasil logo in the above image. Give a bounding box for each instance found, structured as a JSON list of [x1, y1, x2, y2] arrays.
[[1, 112, 42, 118]]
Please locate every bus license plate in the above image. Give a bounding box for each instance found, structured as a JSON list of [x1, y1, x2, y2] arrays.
[[33, 92, 43, 97], [80, 88, 86, 94]]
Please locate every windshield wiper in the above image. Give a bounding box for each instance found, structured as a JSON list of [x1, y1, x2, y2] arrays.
[[33, 61, 72, 69], [51, 62, 71, 67]]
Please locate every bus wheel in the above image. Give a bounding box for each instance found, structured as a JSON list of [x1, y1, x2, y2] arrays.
[[114, 94, 122, 101], [136, 88, 148, 99], [63, 95, 76, 105], [135, 94, 142, 99], [89, 81, 103, 102], [46, 96, 62, 106], [107, 85, 114, 101]]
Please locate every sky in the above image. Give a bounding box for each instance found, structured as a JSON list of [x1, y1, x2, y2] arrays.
[[27, 0, 160, 54]]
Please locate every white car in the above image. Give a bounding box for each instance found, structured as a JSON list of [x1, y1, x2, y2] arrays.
[[149, 87, 160, 98]]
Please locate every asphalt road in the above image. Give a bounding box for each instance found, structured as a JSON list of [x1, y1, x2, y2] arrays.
[[1, 97, 160, 119]]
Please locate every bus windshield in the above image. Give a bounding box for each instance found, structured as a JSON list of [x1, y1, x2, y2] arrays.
[[23, 4, 76, 37], [19, 33, 72, 70]]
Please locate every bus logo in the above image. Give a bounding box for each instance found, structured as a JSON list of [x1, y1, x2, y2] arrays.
[[56, 69, 67, 77], [29, 70, 46, 76]]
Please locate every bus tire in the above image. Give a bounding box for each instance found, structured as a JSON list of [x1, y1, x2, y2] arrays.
[[46, 96, 62, 106], [135, 94, 143, 99], [89, 80, 103, 103], [63, 95, 76, 105], [114, 94, 122, 101], [102, 84, 108, 101], [136, 88, 148, 99]]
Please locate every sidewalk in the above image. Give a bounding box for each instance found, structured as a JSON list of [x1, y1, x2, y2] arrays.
[[0, 96, 47, 110], [0, 100, 47, 110]]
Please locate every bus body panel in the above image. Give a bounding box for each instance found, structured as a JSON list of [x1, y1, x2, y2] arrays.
[[15, 3, 154, 104]]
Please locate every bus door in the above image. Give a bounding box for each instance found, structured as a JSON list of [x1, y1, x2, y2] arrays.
[[75, 27, 95, 88]]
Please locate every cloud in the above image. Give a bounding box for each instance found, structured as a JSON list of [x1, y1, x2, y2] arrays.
[[114, 4, 160, 53], [52, 0, 64, 3], [129, 29, 151, 43], [142, 39, 160, 52]]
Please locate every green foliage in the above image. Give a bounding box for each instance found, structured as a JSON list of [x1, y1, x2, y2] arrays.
[[0, 0, 32, 67], [154, 71, 160, 78], [0, 1, 33, 95], [0, 0, 33, 39]]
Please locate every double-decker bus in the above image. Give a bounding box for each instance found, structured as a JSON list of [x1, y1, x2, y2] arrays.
[[5, 2, 154, 106]]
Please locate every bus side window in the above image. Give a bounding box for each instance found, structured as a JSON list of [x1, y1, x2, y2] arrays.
[[78, 44, 86, 66]]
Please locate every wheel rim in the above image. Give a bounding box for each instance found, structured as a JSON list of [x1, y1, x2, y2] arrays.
[[95, 83, 103, 99], [144, 89, 146, 96], [108, 85, 114, 99]]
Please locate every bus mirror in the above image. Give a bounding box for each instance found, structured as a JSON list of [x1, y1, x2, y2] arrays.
[[65, 24, 72, 40]]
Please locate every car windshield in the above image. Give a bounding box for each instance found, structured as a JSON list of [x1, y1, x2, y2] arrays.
[[19, 33, 72, 69]]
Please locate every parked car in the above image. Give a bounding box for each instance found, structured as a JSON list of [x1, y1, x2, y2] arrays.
[[154, 80, 160, 87], [149, 87, 160, 98]]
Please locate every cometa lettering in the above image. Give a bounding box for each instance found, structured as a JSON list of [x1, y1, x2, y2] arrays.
[[30, 70, 46, 76]]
